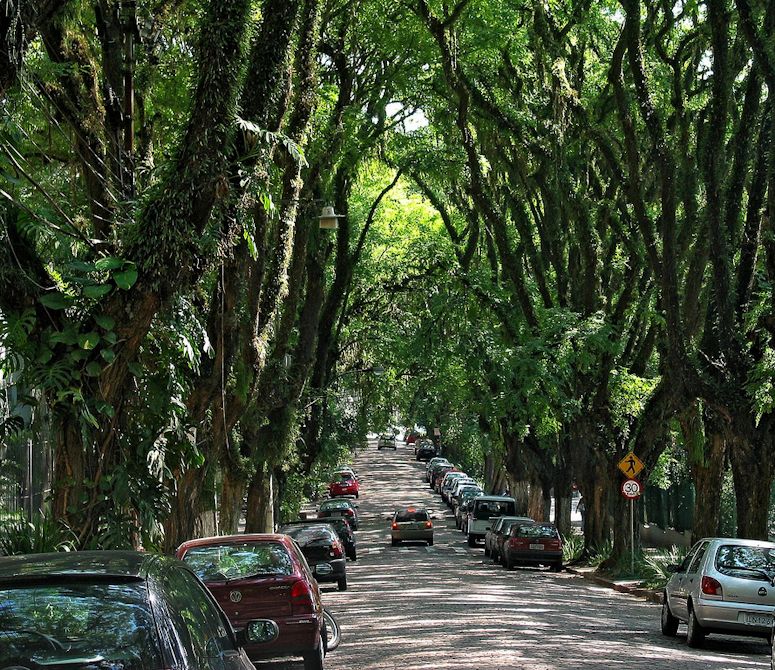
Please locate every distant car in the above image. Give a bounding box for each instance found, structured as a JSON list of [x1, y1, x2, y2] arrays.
[[442, 474, 475, 504], [333, 466, 358, 480], [391, 506, 434, 546], [282, 524, 348, 591], [377, 434, 397, 450], [425, 457, 450, 481], [416, 441, 438, 461], [0, 550, 276, 670], [455, 492, 483, 529], [450, 481, 481, 509], [285, 517, 357, 561], [433, 466, 459, 493], [329, 474, 359, 498], [177, 534, 328, 668], [466, 496, 517, 546], [501, 522, 563, 572], [486, 516, 534, 563], [661, 537, 775, 648], [318, 498, 359, 530]]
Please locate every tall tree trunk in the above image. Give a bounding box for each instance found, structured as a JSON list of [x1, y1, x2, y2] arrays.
[[245, 463, 274, 532], [688, 414, 727, 540], [163, 466, 206, 552], [219, 466, 246, 534], [729, 422, 773, 539]]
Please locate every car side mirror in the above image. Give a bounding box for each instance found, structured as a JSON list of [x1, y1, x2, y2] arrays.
[[666, 564, 680, 573], [236, 619, 279, 647]]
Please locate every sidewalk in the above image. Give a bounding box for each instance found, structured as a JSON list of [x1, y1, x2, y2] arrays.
[[565, 565, 663, 604]]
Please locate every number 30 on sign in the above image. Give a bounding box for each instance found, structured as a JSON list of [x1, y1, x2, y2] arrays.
[[621, 479, 642, 499]]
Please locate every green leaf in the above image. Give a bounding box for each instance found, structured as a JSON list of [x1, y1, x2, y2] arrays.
[[95, 315, 116, 331], [96, 401, 115, 418], [67, 260, 98, 273], [114, 268, 138, 290], [82, 284, 113, 299], [77, 332, 100, 350], [86, 361, 102, 377], [94, 257, 125, 271], [103, 331, 118, 345], [40, 293, 73, 310], [100, 349, 116, 363], [49, 328, 78, 346]]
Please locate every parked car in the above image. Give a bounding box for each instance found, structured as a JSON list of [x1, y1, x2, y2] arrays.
[[466, 495, 517, 546], [333, 466, 358, 480], [391, 506, 434, 546], [661, 537, 775, 648], [318, 498, 359, 530], [416, 441, 438, 461], [286, 517, 357, 561], [377, 434, 397, 450], [501, 522, 563, 572], [281, 524, 348, 591], [450, 482, 482, 510], [432, 465, 458, 492], [0, 550, 277, 670], [425, 457, 450, 482], [455, 492, 483, 530], [486, 516, 535, 563], [445, 477, 477, 505], [329, 473, 359, 498], [440, 472, 469, 503]]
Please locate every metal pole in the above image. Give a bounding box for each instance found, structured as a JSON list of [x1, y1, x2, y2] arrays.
[[630, 497, 635, 574]]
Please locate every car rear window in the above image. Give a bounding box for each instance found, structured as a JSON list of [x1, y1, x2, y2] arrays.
[[182, 541, 293, 581], [474, 500, 516, 520], [396, 510, 429, 522], [0, 579, 161, 668], [513, 524, 559, 539], [284, 526, 336, 545], [716, 545, 775, 580], [320, 500, 350, 510]]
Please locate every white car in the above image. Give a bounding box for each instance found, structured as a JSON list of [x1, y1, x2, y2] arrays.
[[466, 496, 517, 546], [662, 537, 775, 647], [377, 434, 397, 450]]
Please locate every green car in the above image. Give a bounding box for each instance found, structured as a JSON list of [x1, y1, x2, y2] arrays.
[[391, 506, 433, 546]]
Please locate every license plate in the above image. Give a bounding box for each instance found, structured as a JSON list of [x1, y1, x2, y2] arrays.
[[742, 613, 772, 626], [529, 544, 545, 550]]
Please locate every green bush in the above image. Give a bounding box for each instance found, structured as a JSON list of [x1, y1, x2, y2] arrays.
[[0, 513, 76, 555], [588, 539, 614, 567], [562, 532, 584, 562], [639, 545, 688, 590]]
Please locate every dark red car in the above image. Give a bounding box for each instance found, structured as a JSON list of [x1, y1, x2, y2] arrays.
[[329, 474, 359, 498], [502, 522, 563, 572], [177, 534, 329, 670]]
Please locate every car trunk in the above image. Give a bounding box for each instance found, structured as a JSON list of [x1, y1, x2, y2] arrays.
[[298, 540, 335, 563], [720, 574, 775, 606], [204, 574, 295, 623]]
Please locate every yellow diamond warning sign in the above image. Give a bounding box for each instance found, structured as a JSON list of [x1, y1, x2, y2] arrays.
[[618, 452, 644, 478]]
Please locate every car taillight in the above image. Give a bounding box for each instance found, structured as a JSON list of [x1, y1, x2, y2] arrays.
[[424, 521, 433, 528], [330, 540, 344, 558], [290, 579, 313, 614], [344, 509, 354, 516], [391, 522, 398, 530], [701, 576, 723, 597]]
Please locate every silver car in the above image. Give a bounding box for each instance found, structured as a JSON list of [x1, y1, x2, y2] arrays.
[[662, 537, 775, 647]]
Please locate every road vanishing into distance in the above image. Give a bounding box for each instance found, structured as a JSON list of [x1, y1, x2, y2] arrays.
[[257, 439, 770, 670]]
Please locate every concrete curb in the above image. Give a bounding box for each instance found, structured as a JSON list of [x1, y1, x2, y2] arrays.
[[565, 567, 664, 604]]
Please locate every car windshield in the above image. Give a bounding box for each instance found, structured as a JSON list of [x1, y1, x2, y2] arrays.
[[716, 545, 775, 580], [514, 524, 558, 539], [396, 510, 429, 522], [0, 578, 161, 668], [284, 526, 335, 546], [182, 541, 293, 581]]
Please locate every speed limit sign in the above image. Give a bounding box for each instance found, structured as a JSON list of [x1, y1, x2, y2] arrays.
[[621, 479, 642, 499]]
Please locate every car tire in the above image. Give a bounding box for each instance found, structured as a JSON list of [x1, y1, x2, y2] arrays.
[[303, 638, 325, 670], [506, 555, 515, 571], [484, 545, 491, 558], [337, 577, 347, 592], [468, 535, 476, 547], [550, 562, 562, 573], [492, 551, 500, 564], [660, 597, 679, 637], [686, 605, 706, 647], [391, 538, 399, 546], [428, 538, 433, 546], [355, 492, 359, 499]]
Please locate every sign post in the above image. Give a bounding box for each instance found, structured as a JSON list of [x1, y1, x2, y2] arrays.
[[620, 478, 642, 574]]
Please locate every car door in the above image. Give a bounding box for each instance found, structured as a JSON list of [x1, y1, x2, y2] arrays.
[[672, 542, 708, 620]]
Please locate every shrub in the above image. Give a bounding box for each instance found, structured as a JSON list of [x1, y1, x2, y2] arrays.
[[0, 513, 76, 555], [639, 545, 688, 590]]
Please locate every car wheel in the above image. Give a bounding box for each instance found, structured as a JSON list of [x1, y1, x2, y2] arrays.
[[660, 597, 679, 637], [337, 577, 347, 592], [686, 605, 706, 647], [391, 538, 399, 546], [492, 551, 500, 564], [303, 638, 325, 670], [550, 562, 562, 573], [428, 538, 434, 546], [484, 545, 491, 558], [506, 555, 515, 571], [468, 535, 476, 547], [355, 492, 359, 499]]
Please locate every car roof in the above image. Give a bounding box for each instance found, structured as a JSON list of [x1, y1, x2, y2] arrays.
[[700, 537, 775, 547], [0, 550, 166, 582], [474, 495, 516, 502]]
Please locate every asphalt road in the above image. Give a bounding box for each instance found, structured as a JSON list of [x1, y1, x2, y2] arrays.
[[261, 439, 770, 670]]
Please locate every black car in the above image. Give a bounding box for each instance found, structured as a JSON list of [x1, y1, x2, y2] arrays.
[[282, 524, 348, 591], [283, 517, 357, 561], [0, 550, 276, 669], [415, 441, 438, 461]]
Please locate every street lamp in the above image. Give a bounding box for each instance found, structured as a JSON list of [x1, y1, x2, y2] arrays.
[[318, 205, 345, 230]]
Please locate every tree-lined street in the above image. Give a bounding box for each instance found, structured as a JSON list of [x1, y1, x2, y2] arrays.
[[259, 439, 770, 669]]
